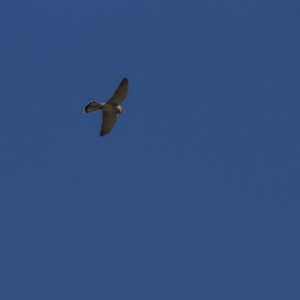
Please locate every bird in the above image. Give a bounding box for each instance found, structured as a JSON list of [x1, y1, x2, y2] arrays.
[[84, 78, 128, 136]]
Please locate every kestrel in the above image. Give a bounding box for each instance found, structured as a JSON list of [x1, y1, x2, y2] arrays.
[[84, 78, 128, 136]]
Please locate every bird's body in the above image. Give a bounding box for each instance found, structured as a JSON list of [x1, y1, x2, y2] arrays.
[[102, 103, 124, 114], [84, 78, 128, 136]]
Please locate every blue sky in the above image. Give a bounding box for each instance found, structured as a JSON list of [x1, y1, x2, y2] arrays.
[[1, 1, 299, 299]]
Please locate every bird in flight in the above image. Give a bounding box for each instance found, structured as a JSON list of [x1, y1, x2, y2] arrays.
[[84, 78, 128, 136]]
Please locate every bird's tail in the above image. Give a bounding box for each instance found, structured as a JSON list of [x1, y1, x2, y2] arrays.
[[84, 101, 105, 113]]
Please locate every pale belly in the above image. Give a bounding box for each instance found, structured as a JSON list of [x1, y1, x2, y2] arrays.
[[103, 104, 123, 114]]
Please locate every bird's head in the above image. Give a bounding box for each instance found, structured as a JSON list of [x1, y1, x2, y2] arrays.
[[116, 106, 125, 114]]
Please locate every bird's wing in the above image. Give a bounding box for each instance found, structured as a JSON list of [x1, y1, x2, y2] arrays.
[[84, 101, 104, 113], [100, 112, 117, 136], [107, 78, 128, 105]]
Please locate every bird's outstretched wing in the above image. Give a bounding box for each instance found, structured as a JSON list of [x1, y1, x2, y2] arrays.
[[100, 112, 117, 136], [107, 78, 128, 105]]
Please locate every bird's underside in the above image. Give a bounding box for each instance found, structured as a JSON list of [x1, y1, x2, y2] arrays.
[[84, 78, 128, 136]]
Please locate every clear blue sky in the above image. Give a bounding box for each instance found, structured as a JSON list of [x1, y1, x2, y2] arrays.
[[1, 1, 299, 299]]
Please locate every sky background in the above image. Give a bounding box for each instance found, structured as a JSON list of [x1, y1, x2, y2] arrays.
[[1, 1, 300, 299]]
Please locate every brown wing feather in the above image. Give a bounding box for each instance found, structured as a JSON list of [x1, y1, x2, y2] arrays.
[[100, 112, 117, 136], [107, 78, 129, 105]]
